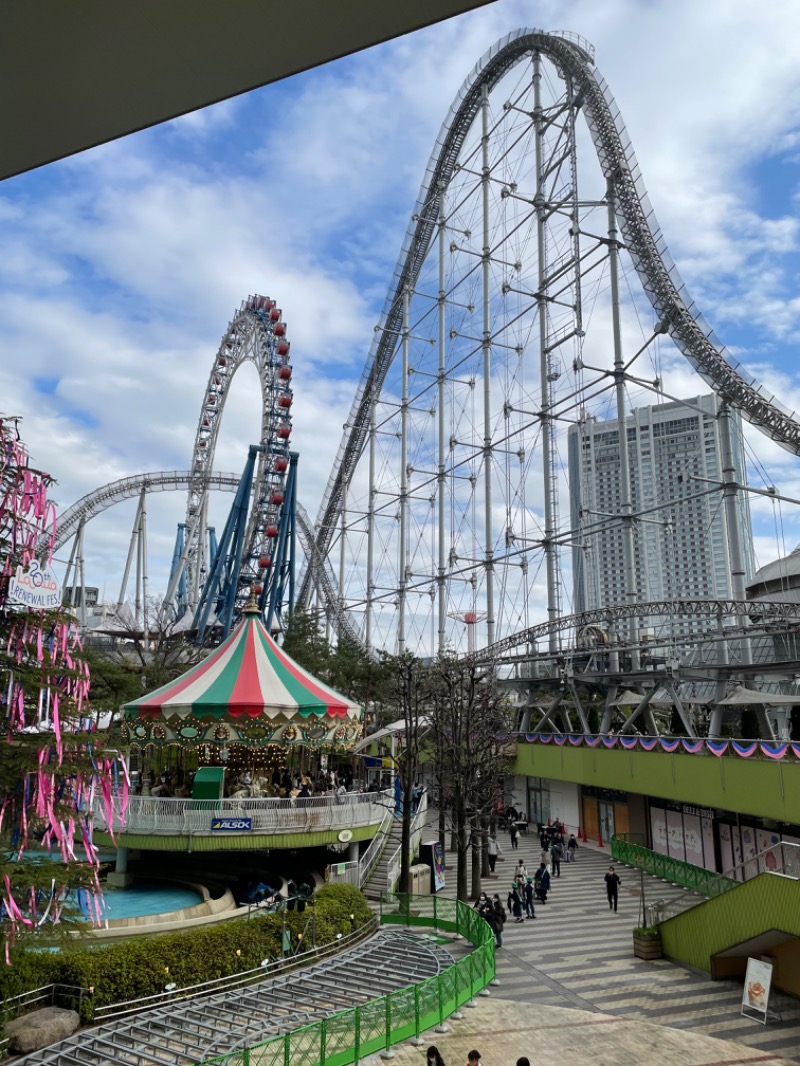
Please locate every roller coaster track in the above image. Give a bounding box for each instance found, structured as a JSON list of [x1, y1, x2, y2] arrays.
[[473, 597, 800, 662], [43, 471, 240, 555], [300, 27, 800, 608], [46, 469, 362, 645], [295, 501, 363, 647]]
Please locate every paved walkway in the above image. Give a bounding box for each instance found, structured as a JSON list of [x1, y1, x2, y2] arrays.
[[364, 997, 796, 1066], [420, 821, 800, 1063]]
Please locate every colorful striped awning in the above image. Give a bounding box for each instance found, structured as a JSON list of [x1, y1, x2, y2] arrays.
[[123, 605, 361, 722]]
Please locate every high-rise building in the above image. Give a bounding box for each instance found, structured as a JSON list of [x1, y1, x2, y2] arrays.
[[568, 393, 754, 615]]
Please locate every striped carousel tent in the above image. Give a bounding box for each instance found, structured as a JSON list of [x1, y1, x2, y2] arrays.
[[121, 602, 362, 750]]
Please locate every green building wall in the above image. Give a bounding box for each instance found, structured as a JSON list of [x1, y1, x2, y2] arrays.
[[512, 743, 800, 822]]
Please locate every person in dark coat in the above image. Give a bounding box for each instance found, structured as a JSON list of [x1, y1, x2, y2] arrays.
[[509, 822, 519, 850], [605, 865, 621, 912], [534, 862, 550, 903], [551, 840, 563, 878], [522, 877, 536, 918], [491, 894, 506, 947], [507, 883, 524, 922], [567, 833, 579, 862]]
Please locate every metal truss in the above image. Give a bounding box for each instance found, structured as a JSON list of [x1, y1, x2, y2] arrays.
[[44, 470, 240, 555], [299, 28, 800, 663], [478, 597, 800, 661]]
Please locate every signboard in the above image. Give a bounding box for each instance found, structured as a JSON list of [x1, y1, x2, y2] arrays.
[[8, 561, 61, 610], [431, 840, 446, 892], [210, 817, 252, 832], [338, 829, 353, 843], [742, 957, 773, 1024]]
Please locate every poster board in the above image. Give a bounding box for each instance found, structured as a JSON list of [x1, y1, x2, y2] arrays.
[[741, 957, 774, 1024]]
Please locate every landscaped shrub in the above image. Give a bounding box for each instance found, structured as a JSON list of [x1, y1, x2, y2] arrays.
[[1, 884, 372, 1022]]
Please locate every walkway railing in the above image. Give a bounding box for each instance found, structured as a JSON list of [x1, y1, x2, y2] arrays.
[[611, 836, 738, 898], [93, 789, 392, 836], [648, 841, 800, 923], [199, 893, 495, 1066], [385, 792, 429, 893], [328, 805, 394, 889]]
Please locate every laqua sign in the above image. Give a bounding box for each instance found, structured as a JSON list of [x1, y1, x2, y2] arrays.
[[8, 561, 61, 610]]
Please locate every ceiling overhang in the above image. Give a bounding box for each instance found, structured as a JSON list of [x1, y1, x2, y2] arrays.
[[1, 0, 495, 181]]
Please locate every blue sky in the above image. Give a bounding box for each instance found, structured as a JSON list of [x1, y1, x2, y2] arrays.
[[4, 0, 800, 617]]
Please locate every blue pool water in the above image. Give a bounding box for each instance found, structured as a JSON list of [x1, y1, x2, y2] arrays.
[[77, 882, 203, 920]]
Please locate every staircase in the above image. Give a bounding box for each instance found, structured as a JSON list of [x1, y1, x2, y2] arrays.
[[16, 928, 454, 1066], [364, 819, 405, 900]]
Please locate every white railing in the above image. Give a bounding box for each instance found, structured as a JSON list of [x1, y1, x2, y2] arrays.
[[385, 793, 429, 892], [93, 790, 393, 837], [328, 804, 395, 889]]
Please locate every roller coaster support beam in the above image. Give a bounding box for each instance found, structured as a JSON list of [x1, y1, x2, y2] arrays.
[[169, 523, 187, 616], [608, 177, 639, 670], [194, 445, 263, 645], [436, 187, 448, 655], [480, 81, 495, 648], [366, 386, 377, 652], [261, 451, 298, 634], [118, 488, 145, 613], [533, 51, 559, 653]]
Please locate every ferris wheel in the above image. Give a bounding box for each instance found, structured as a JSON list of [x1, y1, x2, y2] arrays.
[[177, 294, 294, 629]]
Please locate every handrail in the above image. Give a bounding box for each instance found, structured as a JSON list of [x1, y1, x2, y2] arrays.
[[197, 893, 495, 1066], [93, 789, 393, 836], [611, 836, 737, 898], [384, 792, 429, 893], [612, 837, 800, 924], [328, 803, 395, 889], [92, 914, 379, 1023]]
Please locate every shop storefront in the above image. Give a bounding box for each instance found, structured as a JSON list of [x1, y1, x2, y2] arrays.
[[581, 786, 631, 843], [647, 799, 800, 877], [648, 801, 717, 871]]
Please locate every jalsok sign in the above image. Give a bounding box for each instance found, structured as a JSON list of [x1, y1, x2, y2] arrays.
[[8, 561, 62, 609]]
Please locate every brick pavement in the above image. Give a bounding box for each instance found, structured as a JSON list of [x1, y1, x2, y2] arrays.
[[404, 816, 800, 1064], [363, 998, 796, 1066]]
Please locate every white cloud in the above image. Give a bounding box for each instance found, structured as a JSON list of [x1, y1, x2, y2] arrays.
[[3, 0, 800, 646]]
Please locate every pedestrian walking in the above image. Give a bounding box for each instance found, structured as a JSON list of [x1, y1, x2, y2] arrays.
[[540, 842, 550, 871], [523, 876, 536, 918], [427, 1047, 446, 1066], [551, 840, 563, 877], [507, 883, 524, 922], [492, 894, 506, 946], [605, 865, 621, 912], [567, 833, 579, 861], [534, 862, 550, 903], [466, 1052, 482, 1066], [510, 822, 519, 849], [487, 834, 501, 875]]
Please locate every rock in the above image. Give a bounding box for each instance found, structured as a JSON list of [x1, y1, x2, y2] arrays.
[[5, 1006, 80, 1053]]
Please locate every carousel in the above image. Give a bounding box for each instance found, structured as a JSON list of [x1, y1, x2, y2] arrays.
[[119, 600, 363, 794]]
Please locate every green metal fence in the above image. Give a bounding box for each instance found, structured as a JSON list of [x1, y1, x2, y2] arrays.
[[200, 894, 495, 1066], [611, 836, 737, 897]]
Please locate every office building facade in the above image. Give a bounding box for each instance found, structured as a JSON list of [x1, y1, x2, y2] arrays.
[[568, 393, 754, 614]]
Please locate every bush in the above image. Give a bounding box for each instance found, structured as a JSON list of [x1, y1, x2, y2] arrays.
[[1, 884, 372, 1022]]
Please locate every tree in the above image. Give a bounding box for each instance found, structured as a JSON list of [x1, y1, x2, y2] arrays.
[[0, 417, 121, 954], [281, 608, 331, 679], [84, 598, 205, 729], [383, 654, 430, 896], [429, 654, 516, 902]]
